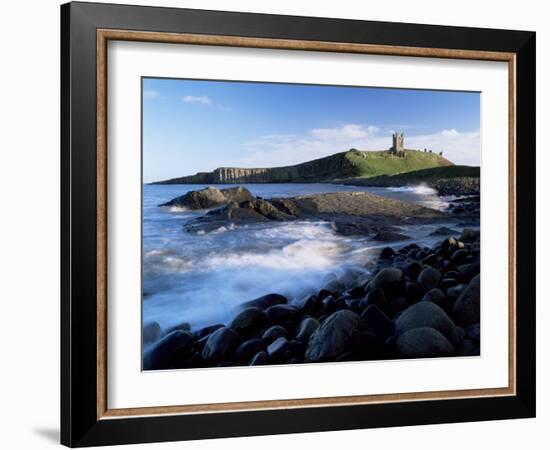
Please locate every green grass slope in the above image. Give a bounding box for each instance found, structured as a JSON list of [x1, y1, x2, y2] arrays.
[[338, 165, 480, 195], [345, 149, 453, 178], [362, 165, 479, 182]]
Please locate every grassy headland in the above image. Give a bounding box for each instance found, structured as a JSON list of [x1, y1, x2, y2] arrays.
[[153, 149, 453, 185]]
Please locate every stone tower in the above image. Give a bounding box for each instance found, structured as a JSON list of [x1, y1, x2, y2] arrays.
[[390, 132, 405, 157]]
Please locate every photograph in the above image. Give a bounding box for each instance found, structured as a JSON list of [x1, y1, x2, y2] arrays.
[[141, 78, 482, 371]]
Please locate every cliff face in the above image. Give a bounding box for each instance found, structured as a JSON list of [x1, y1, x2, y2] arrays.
[[153, 149, 453, 185], [154, 151, 358, 184]]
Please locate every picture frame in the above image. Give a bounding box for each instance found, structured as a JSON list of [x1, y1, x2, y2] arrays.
[[61, 1, 536, 447]]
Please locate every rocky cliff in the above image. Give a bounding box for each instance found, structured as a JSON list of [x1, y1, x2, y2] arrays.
[[152, 149, 453, 185]]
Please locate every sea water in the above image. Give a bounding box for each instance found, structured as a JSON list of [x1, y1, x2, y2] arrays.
[[142, 183, 463, 331]]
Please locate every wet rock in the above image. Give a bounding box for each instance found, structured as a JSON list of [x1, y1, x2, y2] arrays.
[[265, 304, 300, 323], [143, 321, 161, 343], [295, 317, 320, 342], [456, 262, 480, 283], [439, 236, 457, 254], [446, 283, 466, 299], [193, 324, 224, 340], [454, 326, 466, 344], [338, 269, 365, 288], [350, 331, 385, 358], [460, 228, 479, 241], [305, 310, 361, 362], [330, 220, 376, 236], [143, 330, 195, 370], [229, 307, 266, 335], [242, 293, 287, 310], [359, 288, 387, 311], [321, 295, 346, 314], [295, 295, 318, 315], [267, 337, 291, 359], [201, 327, 240, 363], [235, 338, 265, 362], [389, 296, 410, 313], [250, 351, 270, 366], [405, 282, 423, 303], [221, 186, 257, 203], [417, 267, 442, 292], [324, 279, 346, 294], [440, 277, 458, 290], [450, 249, 468, 265], [347, 298, 363, 314], [379, 246, 395, 260], [466, 323, 480, 342], [374, 230, 411, 242], [423, 253, 438, 266], [262, 325, 288, 343], [159, 186, 228, 209], [396, 327, 454, 358], [395, 301, 457, 343], [430, 227, 460, 236], [369, 268, 405, 299], [162, 321, 191, 337], [403, 261, 423, 281], [453, 274, 480, 326], [361, 305, 394, 338], [421, 288, 447, 308], [456, 338, 480, 356]]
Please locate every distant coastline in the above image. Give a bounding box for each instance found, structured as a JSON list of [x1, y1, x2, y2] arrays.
[[151, 144, 454, 186]]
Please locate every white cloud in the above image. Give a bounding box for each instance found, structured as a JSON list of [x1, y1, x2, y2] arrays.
[[406, 129, 480, 165], [310, 124, 378, 141], [441, 128, 459, 137], [183, 95, 213, 105], [218, 124, 480, 168], [143, 89, 160, 100]]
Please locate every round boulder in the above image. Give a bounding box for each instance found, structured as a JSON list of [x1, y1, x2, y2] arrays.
[[295, 317, 320, 342], [201, 326, 240, 363], [369, 268, 405, 299], [229, 307, 266, 335], [417, 267, 442, 292], [242, 293, 288, 310], [262, 325, 288, 343], [265, 304, 300, 323], [396, 327, 455, 358], [305, 310, 361, 362], [143, 330, 194, 370], [267, 336, 290, 359], [249, 351, 270, 366], [453, 274, 480, 326], [235, 337, 265, 362], [395, 301, 457, 344], [143, 321, 161, 344]]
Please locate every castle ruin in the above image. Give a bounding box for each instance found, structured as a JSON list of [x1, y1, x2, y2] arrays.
[[389, 132, 406, 157]]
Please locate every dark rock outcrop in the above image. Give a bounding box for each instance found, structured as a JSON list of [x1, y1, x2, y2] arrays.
[[160, 186, 254, 209]]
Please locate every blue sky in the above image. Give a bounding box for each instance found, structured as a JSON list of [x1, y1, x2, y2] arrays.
[[143, 78, 480, 182]]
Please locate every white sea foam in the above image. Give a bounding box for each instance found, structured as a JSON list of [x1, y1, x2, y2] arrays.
[[388, 183, 438, 195], [141, 183, 476, 331]]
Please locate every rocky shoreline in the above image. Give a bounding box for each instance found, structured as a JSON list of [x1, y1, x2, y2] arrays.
[[143, 228, 481, 370], [160, 185, 473, 237], [341, 177, 480, 196]]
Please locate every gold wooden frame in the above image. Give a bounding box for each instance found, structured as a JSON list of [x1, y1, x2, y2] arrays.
[[96, 29, 517, 420]]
